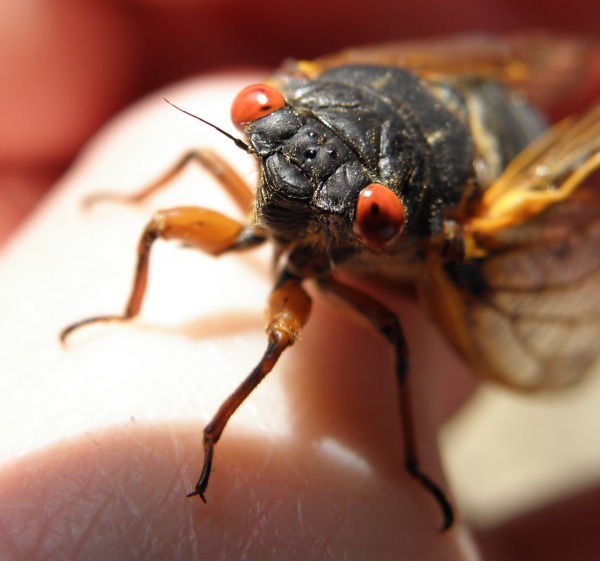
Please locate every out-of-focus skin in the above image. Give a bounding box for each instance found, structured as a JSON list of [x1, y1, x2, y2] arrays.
[[0, 74, 480, 560], [1, 2, 599, 560]]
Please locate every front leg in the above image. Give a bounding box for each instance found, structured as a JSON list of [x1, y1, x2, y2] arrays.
[[60, 207, 265, 342], [188, 272, 312, 501]]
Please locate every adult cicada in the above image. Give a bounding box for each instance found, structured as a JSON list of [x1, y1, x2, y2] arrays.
[[62, 34, 600, 530]]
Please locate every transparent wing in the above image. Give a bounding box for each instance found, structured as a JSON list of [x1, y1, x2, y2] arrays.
[[465, 102, 600, 236], [302, 33, 596, 111], [422, 194, 600, 390], [421, 104, 600, 390]]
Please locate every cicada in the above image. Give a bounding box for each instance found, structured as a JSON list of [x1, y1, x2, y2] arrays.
[[61, 34, 600, 530]]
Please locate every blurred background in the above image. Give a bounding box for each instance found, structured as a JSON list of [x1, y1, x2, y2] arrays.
[[1, 0, 598, 243]]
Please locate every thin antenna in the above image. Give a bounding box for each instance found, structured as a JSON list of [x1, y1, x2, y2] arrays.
[[162, 97, 251, 153]]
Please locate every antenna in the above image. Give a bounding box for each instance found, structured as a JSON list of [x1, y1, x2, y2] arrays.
[[162, 98, 251, 153]]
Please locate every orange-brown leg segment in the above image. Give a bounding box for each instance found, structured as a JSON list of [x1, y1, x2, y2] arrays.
[[60, 206, 265, 342], [317, 276, 454, 530], [84, 148, 254, 214], [188, 274, 312, 501]]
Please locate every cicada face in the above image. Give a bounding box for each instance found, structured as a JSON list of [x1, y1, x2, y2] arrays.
[[247, 104, 365, 245]]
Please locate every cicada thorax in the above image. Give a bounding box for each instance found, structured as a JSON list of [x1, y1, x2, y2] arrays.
[[243, 64, 547, 273]]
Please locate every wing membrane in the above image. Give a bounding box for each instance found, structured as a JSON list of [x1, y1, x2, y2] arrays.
[[422, 195, 600, 390], [480, 197, 600, 388], [465, 102, 600, 236], [309, 33, 595, 111]]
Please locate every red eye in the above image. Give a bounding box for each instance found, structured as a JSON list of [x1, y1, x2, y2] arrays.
[[230, 84, 285, 131], [353, 183, 406, 249]]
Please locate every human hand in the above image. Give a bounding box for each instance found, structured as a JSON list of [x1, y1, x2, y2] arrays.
[[0, 73, 480, 560]]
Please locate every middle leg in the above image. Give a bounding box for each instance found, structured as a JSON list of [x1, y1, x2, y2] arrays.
[[317, 275, 454, 530]]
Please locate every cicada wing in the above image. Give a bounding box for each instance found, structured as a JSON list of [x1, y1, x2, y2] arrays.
[[422, 194, 600, 390], [301, 33, 596, 112], [420, 103, 600, 390], [466, 102, 600, 236]]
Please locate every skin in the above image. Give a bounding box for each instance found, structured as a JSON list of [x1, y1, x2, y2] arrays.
[[0, 73, 480, 560], [1, 2, 598, 560], [0, 73, 481, 560]]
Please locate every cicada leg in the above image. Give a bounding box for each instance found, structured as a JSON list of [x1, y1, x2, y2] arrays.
[[84, 148, 254, 214], [59, 207, 265, 342], [317, 276, 454, 531], [188, 273, 311, 501]]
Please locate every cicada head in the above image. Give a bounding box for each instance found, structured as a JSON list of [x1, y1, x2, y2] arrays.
[[231, 83, 413, 259]]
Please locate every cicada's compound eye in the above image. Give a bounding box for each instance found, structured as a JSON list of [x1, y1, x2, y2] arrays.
[[230, 84, 285, 131], [353, 183, 406, 249]]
